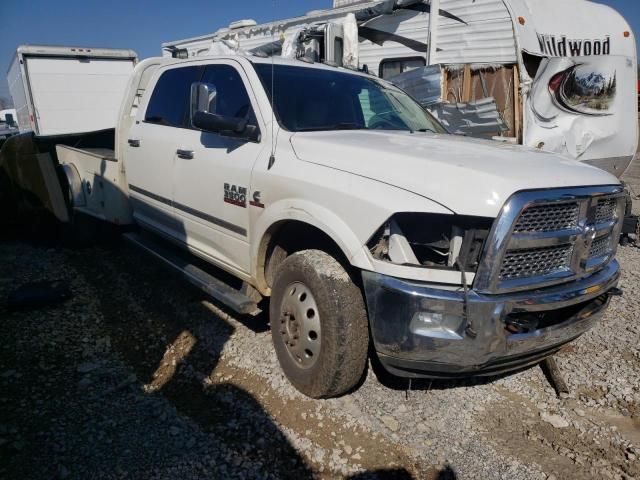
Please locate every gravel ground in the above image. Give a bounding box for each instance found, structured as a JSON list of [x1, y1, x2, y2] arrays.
[[1, 231, 639, 479]]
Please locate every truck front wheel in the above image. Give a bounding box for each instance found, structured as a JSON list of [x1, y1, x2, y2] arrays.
[[269, 249, 369, 398]]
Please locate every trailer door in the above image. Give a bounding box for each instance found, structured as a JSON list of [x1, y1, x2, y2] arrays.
[[24, 56, 135, 136]]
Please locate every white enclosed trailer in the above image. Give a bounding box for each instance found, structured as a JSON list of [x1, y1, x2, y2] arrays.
[[162, 0, 638, 178], [7, 45, 137, 136], [2, 45, 138, 227], [0, 109, 18, 125]]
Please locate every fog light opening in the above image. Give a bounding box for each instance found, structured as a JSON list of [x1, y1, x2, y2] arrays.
[[409, 311, 464, 340]]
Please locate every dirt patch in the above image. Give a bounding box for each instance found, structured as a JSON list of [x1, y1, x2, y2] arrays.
[[481, 387, 638, 479]]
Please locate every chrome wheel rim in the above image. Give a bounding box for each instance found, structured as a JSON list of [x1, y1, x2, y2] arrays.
[[279, 282, 321, 369]]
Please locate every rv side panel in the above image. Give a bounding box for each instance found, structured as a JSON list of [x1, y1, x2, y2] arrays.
[[359, 9, 431, 76], [358, 0, 516, 78], [437, 0, 516, 64]]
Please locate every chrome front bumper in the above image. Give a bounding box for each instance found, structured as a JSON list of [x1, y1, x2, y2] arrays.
[[362, 260, 620, 378]]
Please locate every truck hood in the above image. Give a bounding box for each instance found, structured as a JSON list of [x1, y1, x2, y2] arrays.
[[290, 130, 620, 217]]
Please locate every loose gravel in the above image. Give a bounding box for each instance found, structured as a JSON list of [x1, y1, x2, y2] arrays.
[[1, 232, 638, 479]]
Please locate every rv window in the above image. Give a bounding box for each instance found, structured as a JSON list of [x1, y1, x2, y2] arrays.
[[380, 57, 426, 80], [145, 66, 202, 128], [200, 64, 254, 121]]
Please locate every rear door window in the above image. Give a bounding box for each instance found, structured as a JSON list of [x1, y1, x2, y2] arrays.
[[144, 66, 202, 128]]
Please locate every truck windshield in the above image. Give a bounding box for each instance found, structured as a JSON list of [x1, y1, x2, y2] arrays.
[[254, 63, 446, 133]]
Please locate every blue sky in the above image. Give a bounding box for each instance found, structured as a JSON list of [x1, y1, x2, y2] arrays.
[[1, 0, 638, 102]]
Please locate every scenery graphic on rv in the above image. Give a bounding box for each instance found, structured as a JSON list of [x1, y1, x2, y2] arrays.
[[254, 64, 446, 134]]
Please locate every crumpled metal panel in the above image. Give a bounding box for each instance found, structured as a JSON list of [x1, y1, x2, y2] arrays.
[[431, 97, 508, 136], [353, 0, 424, 22], [388, 65, 443, 106]]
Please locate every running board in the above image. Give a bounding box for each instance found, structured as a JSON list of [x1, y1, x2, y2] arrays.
[[123, 233, 261, 316]]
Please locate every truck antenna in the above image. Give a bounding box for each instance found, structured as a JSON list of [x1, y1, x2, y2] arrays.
[[268, 5, 277, 170]]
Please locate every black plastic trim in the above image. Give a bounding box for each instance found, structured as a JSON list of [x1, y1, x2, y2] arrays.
[[128, 184, 247, 236]]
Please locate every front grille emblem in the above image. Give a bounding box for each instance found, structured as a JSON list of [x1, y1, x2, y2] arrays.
[[578, 224, 598, 269], [582, 224, 597, 248]]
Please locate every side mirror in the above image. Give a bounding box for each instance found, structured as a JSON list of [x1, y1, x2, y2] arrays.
[[192, 111, 247, 134], [190, 81, 260, 142], [190, 81, 217, 118]]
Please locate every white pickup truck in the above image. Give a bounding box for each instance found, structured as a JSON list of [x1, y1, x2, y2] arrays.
[[52, 54, 625, 398]]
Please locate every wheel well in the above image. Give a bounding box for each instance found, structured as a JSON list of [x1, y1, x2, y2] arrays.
[[259, 220, 353, 293]]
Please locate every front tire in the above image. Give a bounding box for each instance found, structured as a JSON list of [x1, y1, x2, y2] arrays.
[[269, 250, 369, 398]]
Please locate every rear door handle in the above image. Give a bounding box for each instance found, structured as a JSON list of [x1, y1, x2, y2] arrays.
[[177, 149, 194, 160], [128, 139, 140, 147]]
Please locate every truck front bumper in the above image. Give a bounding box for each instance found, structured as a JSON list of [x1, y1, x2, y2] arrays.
[[362, 260, 620, 378]]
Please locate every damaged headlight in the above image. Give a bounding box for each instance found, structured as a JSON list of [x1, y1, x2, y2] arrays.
[[367, 213, 493, 273]]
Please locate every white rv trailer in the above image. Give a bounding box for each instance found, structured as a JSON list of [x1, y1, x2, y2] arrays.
[[162, 0, 638, 178], [7, 45, 138, 136]]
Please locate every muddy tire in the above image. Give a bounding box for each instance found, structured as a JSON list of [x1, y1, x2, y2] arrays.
[[269, 249, 369, 398]]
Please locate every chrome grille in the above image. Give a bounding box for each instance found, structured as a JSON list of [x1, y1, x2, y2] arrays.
[[474, 186, 624, 294], [589, 235, 612, 259], [595, 198, 617, 225], [513, 203, 580, 233], [500, 244, 573, 280]]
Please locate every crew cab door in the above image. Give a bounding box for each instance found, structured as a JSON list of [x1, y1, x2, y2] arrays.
[[127, 65, 203, 237], [172, 61, 266, 276]]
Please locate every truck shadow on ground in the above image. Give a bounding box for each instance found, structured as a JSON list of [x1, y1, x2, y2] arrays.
[[72, 235, 456, 480], [66, 238, 316, 478], [62, 236, 429, 479]]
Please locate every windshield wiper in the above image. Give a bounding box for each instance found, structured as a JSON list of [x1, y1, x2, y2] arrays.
[[297, 122, 365, 132]]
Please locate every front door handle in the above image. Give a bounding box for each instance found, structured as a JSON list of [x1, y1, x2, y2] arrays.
[[177, 149, 194, 160], [128, 139, 140, 147]]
